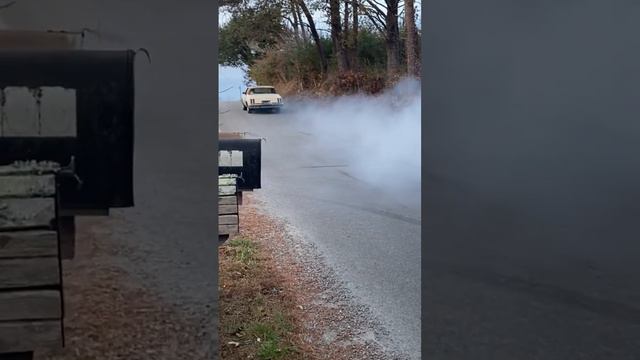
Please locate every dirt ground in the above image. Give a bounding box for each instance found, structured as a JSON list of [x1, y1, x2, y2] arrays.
[[36, 217, 209, 360]]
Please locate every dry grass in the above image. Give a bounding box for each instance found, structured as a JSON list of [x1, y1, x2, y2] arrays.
[[219, 236, 310, 359]]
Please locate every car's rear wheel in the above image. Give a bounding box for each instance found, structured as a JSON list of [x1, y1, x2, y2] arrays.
[[242, 104, 247, 110]]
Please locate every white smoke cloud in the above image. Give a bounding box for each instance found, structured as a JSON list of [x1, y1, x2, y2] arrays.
[[289, 78, 422, 199]]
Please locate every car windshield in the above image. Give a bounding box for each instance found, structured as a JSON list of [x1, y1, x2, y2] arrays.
[[251, 87, 276, 94]]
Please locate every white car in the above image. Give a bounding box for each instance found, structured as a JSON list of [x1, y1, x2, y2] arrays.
[[241, 86, 283, 113]]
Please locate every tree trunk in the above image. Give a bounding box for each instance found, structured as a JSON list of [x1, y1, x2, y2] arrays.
[[290, 0, 300, 42], [295, 2, 308, 42], [343, 0, 352, 69], [344, 0, 350, 34], [350, 0, 359, 70], [329, 0, 349, 72], [405, 0, 419, 77], [297, 0, 328, 73], [385, 0, 401, 77]]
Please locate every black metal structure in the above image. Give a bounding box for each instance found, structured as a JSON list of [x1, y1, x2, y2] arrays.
[[0, 50, 135, 211], [218, 138, 261, 191]]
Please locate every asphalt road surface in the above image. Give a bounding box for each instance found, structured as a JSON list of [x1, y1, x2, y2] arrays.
[[2, 1, 219, 357], [219, 101, 422, 359]]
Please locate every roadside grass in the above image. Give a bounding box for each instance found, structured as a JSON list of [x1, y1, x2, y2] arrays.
[[219, 236, 305, 359], [227, 237, 257, 265]]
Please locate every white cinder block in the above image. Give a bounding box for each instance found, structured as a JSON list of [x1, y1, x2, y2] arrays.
[[219, 150, 243, 167], [1, 87, 76, 137]]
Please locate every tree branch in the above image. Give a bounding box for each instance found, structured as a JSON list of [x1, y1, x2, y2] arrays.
[[362, 7, 386, 33]]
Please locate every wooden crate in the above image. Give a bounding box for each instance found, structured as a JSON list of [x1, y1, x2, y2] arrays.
[[219, 175, 239, 238], [0, 164, 63, 354]]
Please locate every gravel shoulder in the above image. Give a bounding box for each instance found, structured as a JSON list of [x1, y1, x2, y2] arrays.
[[229, 194, 411, 360]]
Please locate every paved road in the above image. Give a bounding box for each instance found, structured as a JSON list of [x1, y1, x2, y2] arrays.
[[2, 1, 219, 358], [219, 101, 422, 359]]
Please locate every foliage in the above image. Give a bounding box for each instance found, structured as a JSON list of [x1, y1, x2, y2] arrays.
[[219, 0, 420, 94], [219, 4, 285, 66], [357, 30, 387, 70]]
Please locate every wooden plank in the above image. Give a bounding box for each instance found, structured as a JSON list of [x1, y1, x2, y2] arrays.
[[0, 174, 56, 198], [0, 320, 62, 353], [0, 198, 55, 229], [219, 132, 245, 140], [219, 204, 238, 215], [219, 215, 239, 225], [0, 290, 61, 321], [218, 177, 237, 186], [0, 30, 78, 50], [219, 195, 237, 205], [219, 224, 239, 236], [0, 161, 60, 176], [0, 230, 58, 258], [219, 185, 237, 196], [0, 258, 59, 289]]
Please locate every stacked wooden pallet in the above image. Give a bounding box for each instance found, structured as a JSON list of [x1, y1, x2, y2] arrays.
[[0, 162, 63, 355], [218, 174, 239, 239]]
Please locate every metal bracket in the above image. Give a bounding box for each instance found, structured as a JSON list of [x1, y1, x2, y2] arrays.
[[56, 156, 82, 190]]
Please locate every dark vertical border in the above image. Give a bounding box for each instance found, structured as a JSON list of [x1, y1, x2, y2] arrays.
[[213, 2, 220, 358]]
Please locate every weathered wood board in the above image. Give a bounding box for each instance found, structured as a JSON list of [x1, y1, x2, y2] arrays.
[[0, 161, 60, 176], [219, 204, 237, 215], [219, 185, 237, 196], [219, 224, 239, 236], [0, 198, 55, 229], [0, 163, 64, 354], [219, 214, 239, 225], [0, 174, 56, 198], [219, 177, 239, 186], [219, 175, 239, 237], [0, 230, 58, 258], [0, 30, 78, 50], [218, 195, 237, 205], [0, 257, 60, 288], [0, 290, 61, 321], [0, 320, 62, 353]]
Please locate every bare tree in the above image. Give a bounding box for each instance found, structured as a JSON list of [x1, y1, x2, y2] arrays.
[[289, 0, 301, 42], [362, 0, 401, 77], [296, 0, 328, 73], [405, 0, 419, 76], [294, 1, 308, 42], [347, 0, 359, 70], [329, 0, 349, 72]]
